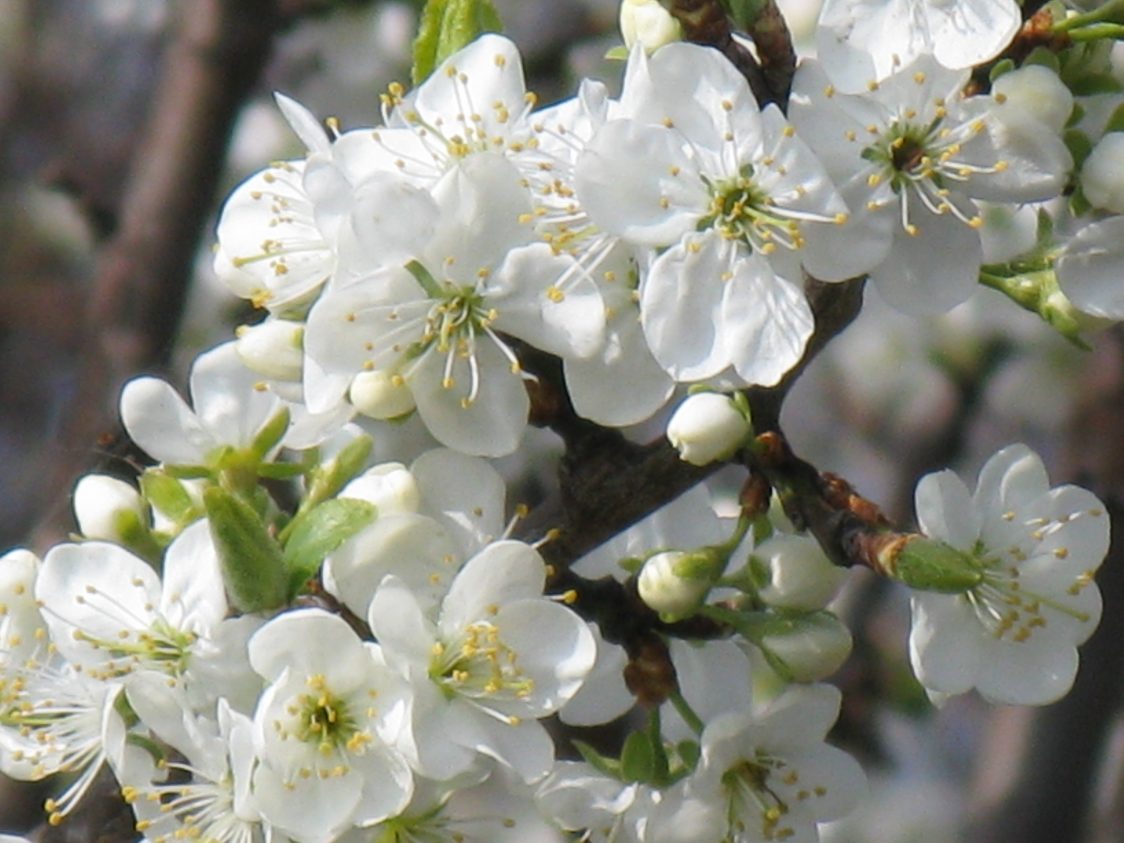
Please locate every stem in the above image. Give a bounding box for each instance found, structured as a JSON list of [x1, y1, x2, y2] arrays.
[[1065, 22, 1124, 41], [648, 707, 672, 781], [1053, 0, 1124, 32], [668, 689, 706, 736]]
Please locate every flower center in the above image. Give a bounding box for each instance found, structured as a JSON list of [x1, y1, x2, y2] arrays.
[[721, 753, 830, 842], [290, 674, 370, 757], [429, 620, 535, 709], [860, 102, 1002, 234], [700, 169, 805, 255]]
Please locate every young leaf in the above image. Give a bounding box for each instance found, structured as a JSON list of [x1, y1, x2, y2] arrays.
[[412, 0, 503, 84], [282, 498, 377, 597], [203, 486, 288, 613]]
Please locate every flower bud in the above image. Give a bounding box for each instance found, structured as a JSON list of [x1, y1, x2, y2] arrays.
[[992, 65, 1073, 133], [1082, 133, 1124, 214], [754, 534, 847, 611], [340, 462, 421, 516], [349, 369, 416, 420], [666, 392, 751, 466], [637, 550, 713, 620], [619, 0, 682, 53], [756, 611, 853, 682], [73, 474, 147, 542], [234, 319, 304, 382]]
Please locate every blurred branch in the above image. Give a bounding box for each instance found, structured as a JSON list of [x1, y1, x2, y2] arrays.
[[964, 328, 1124, 843], [30, 0, 285, 551]]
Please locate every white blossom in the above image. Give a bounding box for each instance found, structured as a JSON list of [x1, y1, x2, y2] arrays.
[[909, 444, 1109, 705]]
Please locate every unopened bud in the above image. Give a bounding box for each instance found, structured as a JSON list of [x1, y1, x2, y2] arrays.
[[1082, 133, 1124, 214], [637, 550, 715, 620], [666, 392, 752, 466], [349, 370, 416, 420], [620, 0, 683, 53], [73, 474, 147, 542], [756, 611, 852, 682], [340, 462, 421, 516], [235, 319, 304, 382], [754, 534, 847, 611], [992, 65, 1073, 134]]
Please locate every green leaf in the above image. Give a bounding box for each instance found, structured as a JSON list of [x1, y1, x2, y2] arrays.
[[282, 499, 377, 597], [412, 0, 504, 85], [203, 486, 288, 613], [620, 730, 658, 783]]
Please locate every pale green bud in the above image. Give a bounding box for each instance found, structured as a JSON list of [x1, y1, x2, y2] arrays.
[[992, 65, 1073, 134], [754, 534, 847, 611], [340, 462, 421, 516], [349, 369, 416, 420], [756, 611, 852, 682], [73, 474, 147, 542], [235, 319, 304, 382], [666, 392, 752, 466], [619, 0, 682, 53], [637, 550, 715, 620], [1082, 133, 1124, 215]]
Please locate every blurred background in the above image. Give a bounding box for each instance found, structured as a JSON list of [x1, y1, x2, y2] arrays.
[[0, 0, 1121, 840]]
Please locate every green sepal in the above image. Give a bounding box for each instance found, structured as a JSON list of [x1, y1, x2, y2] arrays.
[[282, 498, 377, 597], [111, 509, 164, 568], [412, 0, 503, 85], [1104, 106, 1124, 135], [1067, 71, 1122, 96], [676, 740, 701, 769], [572, 739, 623, 780], [140, 469, 198, 524], [161, 463, 214, 480], [890, 538, 984, 593], [1023, 45, 1061, 74], [620, 729, 658, 784], [249, 407, 291, 461], [1061, 128, 1088, 170], [203, 486, 288, 613], [988, 58, 1016, 83], [605, 45, 630, 60], [979, 266, 1091, 349], [256, 462, 309, 481], [617, 555, 644, 575]]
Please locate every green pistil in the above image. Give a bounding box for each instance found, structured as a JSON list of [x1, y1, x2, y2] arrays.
[[700, 174, 801, 254], [863, 120, 944, 192], [293, 676, 362, 754], [428, 622, 535, 708], [402, 261, 496, 369]]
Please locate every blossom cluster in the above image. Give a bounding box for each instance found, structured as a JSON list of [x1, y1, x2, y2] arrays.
[[2, 0, 1122, 841]]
